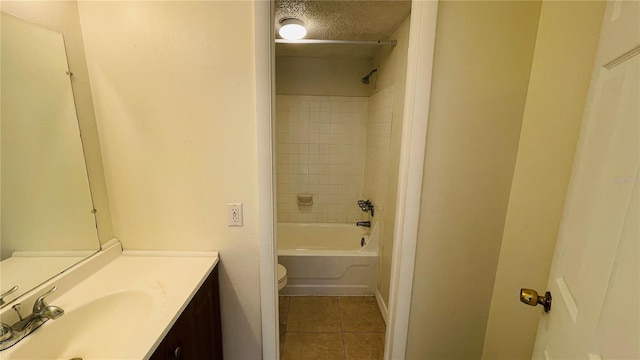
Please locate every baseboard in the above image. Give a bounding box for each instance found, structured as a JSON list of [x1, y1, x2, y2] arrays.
[[374, 288, 388, 324]]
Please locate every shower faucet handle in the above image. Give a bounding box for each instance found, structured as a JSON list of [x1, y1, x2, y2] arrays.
[[357, 199, 371, 207], [357, 200, 375, 217]]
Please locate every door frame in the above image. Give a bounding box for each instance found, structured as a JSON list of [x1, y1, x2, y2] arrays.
[[384, 1, 439, 358], [255, 1, 439, 358], [255, 0, 278, 359]]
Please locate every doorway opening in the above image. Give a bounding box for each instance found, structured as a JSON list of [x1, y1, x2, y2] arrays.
[[272, 1, 411, 358]]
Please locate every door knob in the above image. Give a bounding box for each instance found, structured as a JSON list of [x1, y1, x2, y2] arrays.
[[520, 288, 552, 312]]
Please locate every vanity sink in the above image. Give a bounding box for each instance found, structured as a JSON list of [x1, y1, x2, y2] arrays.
[[0, 246, 219, 360], [8, 290, 157, 360]]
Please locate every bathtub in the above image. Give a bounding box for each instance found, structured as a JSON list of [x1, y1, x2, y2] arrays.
[[277, 222, 379, 296]]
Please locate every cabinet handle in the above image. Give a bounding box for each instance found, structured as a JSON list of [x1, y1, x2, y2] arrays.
[[173, 347, 182, 358]]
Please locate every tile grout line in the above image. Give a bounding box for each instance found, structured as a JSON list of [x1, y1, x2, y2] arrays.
[[286, 296, 291, 329], [283, 296, 292, 359], [282, 296, 293, 356], [280, 296, 289, 360], [337, 296, 347, 360]]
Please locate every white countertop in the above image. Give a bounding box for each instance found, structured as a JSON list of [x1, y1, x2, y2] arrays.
[[1, 248, 218, 360]]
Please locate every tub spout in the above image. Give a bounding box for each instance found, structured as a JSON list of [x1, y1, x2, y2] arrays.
[[356, 221, 371, 228]]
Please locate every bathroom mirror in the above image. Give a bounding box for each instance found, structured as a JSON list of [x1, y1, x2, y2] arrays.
[[0, 12, 100, 307]]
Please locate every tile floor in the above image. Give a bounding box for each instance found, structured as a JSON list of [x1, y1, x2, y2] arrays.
[[279, 296, 385, 360]]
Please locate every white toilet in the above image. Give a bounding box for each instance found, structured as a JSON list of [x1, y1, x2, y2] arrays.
[[277, 264, 288, 291]]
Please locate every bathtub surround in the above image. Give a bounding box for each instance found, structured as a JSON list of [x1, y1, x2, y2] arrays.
[[362, 85, 395, 307], [276, 95, 368, 223], [76, 2, 262, 358], [369, 16, 412, 310], [363, 87, 394, 212]]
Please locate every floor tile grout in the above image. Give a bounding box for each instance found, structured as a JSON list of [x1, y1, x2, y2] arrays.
[[281, 296, 290, 360], [280, 295, 385, 360], [337, 296, 347, 360]]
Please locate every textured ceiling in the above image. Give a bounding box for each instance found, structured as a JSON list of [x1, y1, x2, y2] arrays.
[[275, 0, 411, 59]]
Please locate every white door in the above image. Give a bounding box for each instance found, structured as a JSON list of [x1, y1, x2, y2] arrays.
[[531, 1, 639, 359]]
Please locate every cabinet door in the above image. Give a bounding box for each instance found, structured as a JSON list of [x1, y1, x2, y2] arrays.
[[150, 266, 222, 360]]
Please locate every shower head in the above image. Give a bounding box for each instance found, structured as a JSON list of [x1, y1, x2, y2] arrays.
[[361, 68, 378, 84]]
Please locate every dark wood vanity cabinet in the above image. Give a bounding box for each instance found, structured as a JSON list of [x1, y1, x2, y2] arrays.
[[150, 265, 223, 360]]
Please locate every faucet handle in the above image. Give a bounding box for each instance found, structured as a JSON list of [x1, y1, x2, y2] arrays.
[[0, 323, 12, 342], [33, 286, 58, 313], [0, 286, 18, 306], [357, 199, 375, 217], [12, 303, 23, 320]]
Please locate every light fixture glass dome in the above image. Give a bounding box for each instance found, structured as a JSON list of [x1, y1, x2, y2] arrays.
[[279, 18, 307, 40]]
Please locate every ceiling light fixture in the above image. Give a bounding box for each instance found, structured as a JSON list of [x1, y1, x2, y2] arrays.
[[278, 18, 307, 40]]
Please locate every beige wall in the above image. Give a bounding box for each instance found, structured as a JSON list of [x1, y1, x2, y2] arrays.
[[276, 56, 373, 97], [370, 16, 410, 306], [482, 2, 605, 359], [76, 2, 262, 358], [1, 0, 113, 244], [406, 2, 541, 359]]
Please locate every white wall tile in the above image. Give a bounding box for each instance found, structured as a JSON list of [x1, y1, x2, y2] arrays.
[[363, 85, 395, 228], [275, 95, 368, 223]]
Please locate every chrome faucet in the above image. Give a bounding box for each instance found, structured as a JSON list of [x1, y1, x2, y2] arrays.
[[0, 286, 64, 351]]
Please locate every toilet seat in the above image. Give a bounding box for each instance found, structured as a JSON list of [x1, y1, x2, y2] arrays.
[[277, 264, 287, 291]]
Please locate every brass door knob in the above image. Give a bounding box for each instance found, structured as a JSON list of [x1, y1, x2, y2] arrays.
[[520, 288, 552, 312]]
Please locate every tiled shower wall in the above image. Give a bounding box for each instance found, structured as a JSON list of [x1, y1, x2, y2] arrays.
[[363, 85, 394, 222], [363, 86, 395, 289], [276, 95, 368, 223]]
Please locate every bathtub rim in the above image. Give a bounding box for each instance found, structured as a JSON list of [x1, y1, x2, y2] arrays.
[[277, 249, 378, 256], [276, 221, 379, 254]]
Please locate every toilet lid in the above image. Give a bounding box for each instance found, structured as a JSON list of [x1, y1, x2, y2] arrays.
[[277, 264, 287, 282]]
